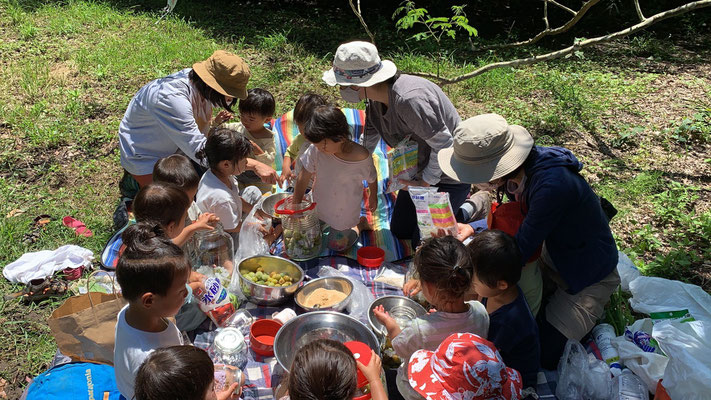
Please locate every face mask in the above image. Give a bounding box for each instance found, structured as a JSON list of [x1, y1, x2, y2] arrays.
[[339, 86, 361, 103], [507, 175, 527, 199]]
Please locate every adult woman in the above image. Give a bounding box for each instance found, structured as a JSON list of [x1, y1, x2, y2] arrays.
[[321, 41, 471, 243], [438, 113, 620, 368], [118, 50, 277, 189]]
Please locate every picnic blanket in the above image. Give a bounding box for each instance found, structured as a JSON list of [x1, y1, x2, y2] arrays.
[[270, 108, 413, 262]]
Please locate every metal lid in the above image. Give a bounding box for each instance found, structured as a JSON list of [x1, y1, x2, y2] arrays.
[[214, 327, 246, 354]]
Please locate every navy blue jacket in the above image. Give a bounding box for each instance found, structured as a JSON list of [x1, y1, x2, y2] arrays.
[[514, 146, 618, 294]]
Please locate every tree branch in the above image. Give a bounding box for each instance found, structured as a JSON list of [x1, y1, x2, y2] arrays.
[[349, 0, 376, 44], [634, 0, 646, 21], [413, 0, 711, 85], [548, 0, 576, 15], [476, 0, 601, 51], [543, 0, 550, 30]]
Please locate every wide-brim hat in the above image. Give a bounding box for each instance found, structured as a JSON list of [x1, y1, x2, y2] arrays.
[[193, 50, 251, 100], [438, 114, 534, 184], [408, 333, 523, 400], [322, 41, 397, 87]]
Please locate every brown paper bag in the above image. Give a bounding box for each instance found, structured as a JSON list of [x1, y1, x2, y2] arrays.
[[48, 287, 126, 365]]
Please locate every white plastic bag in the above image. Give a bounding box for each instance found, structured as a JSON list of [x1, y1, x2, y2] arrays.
[[556, 340, 612, 400], [653, 320, 711, 400], [611, 318, 668, 394], [317, 266, 375, 322], [628, 276, 711, 322], [616, 251, 641, 292]]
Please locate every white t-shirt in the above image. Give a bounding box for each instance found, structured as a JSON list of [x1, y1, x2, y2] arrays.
[[196, 170, 243, 230], [300, 144, 377, 231], [392, 301, 489, 400], [113, 305, 182, 399]]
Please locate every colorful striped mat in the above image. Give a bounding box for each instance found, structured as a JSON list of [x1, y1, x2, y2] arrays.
[[270, 108, 413, 262]]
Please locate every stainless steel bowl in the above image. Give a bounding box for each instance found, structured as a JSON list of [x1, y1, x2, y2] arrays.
[[274, 311, 380, 372], [261, 192, 291, 220], [294, 277, 353, 312], [323, 226, 359, 252], [367, 296, 428, 337], [238, 255, 304, 306]]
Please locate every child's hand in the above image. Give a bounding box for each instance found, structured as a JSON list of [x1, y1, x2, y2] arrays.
[[456, 222, 475, 241], [250, 140, 265, 155], [373, 305, 398, 332], [213, 110, 234, 126], [356, 350, 383, 385], [216, 382, 241, 400], [193, 213, 219, 231], [279, 166, 293, 187], [189, 270, 206, 284], [403, 279, 422, 297]]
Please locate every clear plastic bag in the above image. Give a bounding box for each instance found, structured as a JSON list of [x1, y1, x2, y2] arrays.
[[373, 262, 407, 289], [385, 140, 418, 193], [234, 198, 272, 264], [317, 266, 375, 322], [556, 340, 612, 400], [409, 187, 457, 238]]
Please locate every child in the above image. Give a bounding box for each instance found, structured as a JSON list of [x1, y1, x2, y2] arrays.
[[468, 230, 540, 389], [225, 88, 277, 194], [114, 222, 189, 400], [407, 333, 523, 400], [292, 104, 377, 237], [373, 236, 489, 400], [152, 154, 202, 223], [286, 339, 387, 400], [135, 345, 243, 400], [278, 93, 328, 187]]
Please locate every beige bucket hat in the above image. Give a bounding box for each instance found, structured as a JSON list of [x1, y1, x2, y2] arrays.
[[193, 50, 251, 99], [322, 41, 397, 87], [438, 114, 534, 184]]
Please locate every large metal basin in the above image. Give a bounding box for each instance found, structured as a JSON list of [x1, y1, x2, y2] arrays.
[[238, 255, 304, 306]]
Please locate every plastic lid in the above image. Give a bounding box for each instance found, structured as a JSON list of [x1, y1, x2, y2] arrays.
[[357, 246, 385, 268], [214, 327, 246, 354], [345, 341, 372, 387]]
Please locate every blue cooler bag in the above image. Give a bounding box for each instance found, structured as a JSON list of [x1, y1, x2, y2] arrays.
[[26, 362, 121, 400]]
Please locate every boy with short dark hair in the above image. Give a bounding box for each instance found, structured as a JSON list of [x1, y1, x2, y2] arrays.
[[468, 229, 540, 389], [225, 88, 277, 193], [153, 154, 202, 223]]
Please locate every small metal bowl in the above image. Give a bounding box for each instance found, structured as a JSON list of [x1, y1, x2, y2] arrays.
[[367, 296, 428, 337], [261, 192, 291, 220], [238, 255, 304, 306], [294, 276, 353, 312], [323, 226, 359, 252]]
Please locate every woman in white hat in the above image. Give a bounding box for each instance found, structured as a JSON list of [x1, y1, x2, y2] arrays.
[[118, 50, 277, 192], [322, 41, 471, 244], [437, 113, 620, 370]]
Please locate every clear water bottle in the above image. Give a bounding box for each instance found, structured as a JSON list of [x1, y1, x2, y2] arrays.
[[610, 370, 648, 400]]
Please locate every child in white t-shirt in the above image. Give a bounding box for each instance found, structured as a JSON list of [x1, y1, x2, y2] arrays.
[[292, 105, 377, 239], [373, 236, 489, 400], [113, 222, 190, 400]]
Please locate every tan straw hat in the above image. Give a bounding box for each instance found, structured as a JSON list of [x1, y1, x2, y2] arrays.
[[322, 41, 397, 87], [192, 50, 251, 99], [438, 114, 534, 184]]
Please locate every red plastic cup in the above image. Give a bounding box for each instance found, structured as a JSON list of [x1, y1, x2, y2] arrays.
[[250, 319, 282, 357], [357, 246, 385, 268]]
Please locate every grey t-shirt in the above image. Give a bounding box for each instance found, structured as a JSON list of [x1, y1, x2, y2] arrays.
[[361, 74, 461, 185]]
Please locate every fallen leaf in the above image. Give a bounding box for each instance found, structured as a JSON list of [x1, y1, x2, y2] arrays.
[[0, 377, 7, 399], [5, 209, 24, 218]]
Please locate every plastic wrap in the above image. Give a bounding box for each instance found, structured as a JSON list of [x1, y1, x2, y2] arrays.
[[317, 266, 375, 321]]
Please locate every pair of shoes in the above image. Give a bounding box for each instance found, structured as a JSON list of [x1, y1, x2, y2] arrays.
[[22, 214, 53, 244], [62, 216, 93, 237], [20, 277, 69, 304]]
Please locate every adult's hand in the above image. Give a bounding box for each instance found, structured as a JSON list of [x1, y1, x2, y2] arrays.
[[456, 223, 475, 241], [246, 158, 278, 184], [397, 179, 430, 191]]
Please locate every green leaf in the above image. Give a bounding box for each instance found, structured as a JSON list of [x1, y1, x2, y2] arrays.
[[426, 17, 449, 23]]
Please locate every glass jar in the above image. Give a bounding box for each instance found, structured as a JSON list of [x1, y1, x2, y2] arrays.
[[223, 309, 255, 337], [276, 197, 322, 260], [210, 327, 248, 370], [189, 222, 235, 282]]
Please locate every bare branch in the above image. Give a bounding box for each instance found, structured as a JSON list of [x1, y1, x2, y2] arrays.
[[476, 0, 602, 51], [413, 0, 711, 85], [548, 0, 576, 15], [349, 0, 376, 44], [634, 0, 647, 21], [543, 0, 550, 30]]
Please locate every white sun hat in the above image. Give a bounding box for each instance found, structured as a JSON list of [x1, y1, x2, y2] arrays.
[[322, 41, 397, 87]]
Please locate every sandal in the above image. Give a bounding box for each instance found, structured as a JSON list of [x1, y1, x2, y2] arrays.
[[19, 277, 69, 304], [22, 214, 52, 244], [62, 216, 93, 237]]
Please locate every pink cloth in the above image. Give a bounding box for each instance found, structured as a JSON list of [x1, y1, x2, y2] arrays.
[[300, 144, 377, 230]]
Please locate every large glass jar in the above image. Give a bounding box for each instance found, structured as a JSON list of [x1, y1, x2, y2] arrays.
[[276, 197, 322, 260], [188, 222, 235, 282], [209, 327, 248, 370]]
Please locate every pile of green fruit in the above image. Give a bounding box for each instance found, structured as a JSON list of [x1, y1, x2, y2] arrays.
[[242, 267, 294, 287]]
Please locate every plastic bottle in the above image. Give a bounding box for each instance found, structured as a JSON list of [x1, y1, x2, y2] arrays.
[[610, 369, 648, 400], [592, 323, 623, 376], [196, 277, 236, 327]]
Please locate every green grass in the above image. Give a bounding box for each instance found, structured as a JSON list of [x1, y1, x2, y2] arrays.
[[0, 0, 709, 396]]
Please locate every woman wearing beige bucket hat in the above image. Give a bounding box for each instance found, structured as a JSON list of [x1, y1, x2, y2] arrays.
[[118, 50, 277, 190], [322, 41, 471, 244], [438, 113, 620, 370]]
